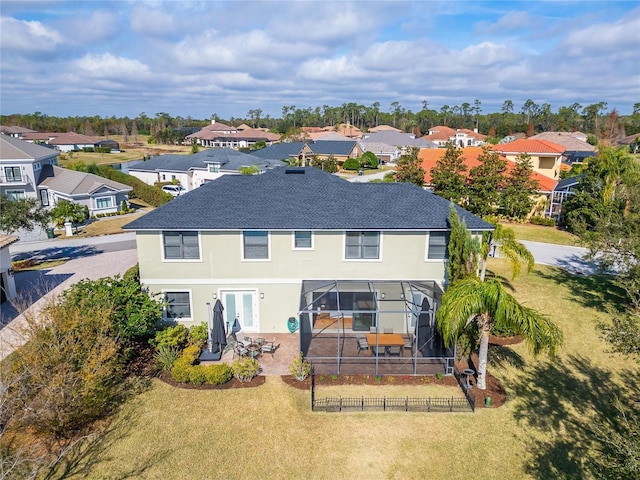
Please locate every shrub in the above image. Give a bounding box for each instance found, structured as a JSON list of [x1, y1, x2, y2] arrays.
[[289, 352, 311, 381], [152, 324, 188, 349], [491, 323, 519, 337], [154, 345, 180, 372], [123, 263, 139, 282], [361, 151, 379, 168], [189, 365, 208, 385], [231, 357, 260, 383], [170, 345, 201, 383], [188, 323, 208, 348], [342, 158, 360, 171], [205, 364, 233, 385], [530, 216, 556, 227]]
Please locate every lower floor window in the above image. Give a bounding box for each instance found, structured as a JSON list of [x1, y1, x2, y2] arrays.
[[5, 190, 25, 201], [165, 291, 191, 319], [95, 197, 113, 209]]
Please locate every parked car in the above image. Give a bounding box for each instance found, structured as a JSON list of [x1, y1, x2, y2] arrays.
[[162, 185, 186, 197]]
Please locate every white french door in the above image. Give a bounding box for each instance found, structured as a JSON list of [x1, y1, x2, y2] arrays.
[[221, 290, 259, 333]]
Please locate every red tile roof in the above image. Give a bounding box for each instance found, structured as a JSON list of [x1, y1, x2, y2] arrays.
[[492, 138, 565, 155], [419, 146, 557, 192]]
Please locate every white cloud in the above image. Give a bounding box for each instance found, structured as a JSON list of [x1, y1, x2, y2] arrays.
[[0, 16, 64, 52], [475, 10, 533, 34], [61, 10, 120, 44], [73, 53, 152, 81], [130, 5, 178, 36]]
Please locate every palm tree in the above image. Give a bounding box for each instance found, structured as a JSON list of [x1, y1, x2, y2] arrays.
[[480, 224, 534, 281], [436, 276, 562, 389]]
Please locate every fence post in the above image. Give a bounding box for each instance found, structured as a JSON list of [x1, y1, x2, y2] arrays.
[[384, 396, 386, 411], [361, 396, 364, 411], [310, 367, 315, 411]]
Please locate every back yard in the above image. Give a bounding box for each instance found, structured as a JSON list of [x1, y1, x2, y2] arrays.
[[55, 258, 631, 479]]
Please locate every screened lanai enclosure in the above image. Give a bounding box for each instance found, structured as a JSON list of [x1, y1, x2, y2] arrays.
[[298, 280, 455, 376]]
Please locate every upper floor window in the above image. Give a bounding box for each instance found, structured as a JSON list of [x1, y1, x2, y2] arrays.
[[163, 231, 200, 260], [33, 162, 41, 170], [208, 163, 221, 173], [4, 166, 21, 182], [427, 231, 449, 260], [294, 231, 312, 249], [345, 231, 380, 259], [243, 231, 269, 260]]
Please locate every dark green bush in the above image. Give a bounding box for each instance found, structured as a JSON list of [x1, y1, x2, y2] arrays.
[[96, 166, 173, 207], [342, 158, 361, 171], [530, 216, 556, 227], [361, 151, 379, 168], [82, 147, 95, 152]]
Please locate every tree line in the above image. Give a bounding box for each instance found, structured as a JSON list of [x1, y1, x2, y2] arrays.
[[2, 100, 639, 145]]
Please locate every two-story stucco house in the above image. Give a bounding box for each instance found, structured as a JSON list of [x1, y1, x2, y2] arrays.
[[492, 138, 565, 180], [124, 167, 492, 375]]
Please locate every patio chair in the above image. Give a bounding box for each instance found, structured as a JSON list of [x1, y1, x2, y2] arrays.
[[370, 326, 377, 334], [371, 345, 386, 357], [403, 334, 414, 351], [261, 342, 280, 359], [384, 327, 394, 334], [357, 336, 369, 355], [242, 335, 253, 344], [233, 343, 248, 359], [387, 345, 402, 357]]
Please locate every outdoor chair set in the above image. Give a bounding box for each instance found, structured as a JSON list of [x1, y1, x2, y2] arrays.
[[356, 333, 414, 356], [233, 336, 280, 359]]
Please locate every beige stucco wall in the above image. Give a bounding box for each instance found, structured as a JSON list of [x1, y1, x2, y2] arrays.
[[137, 230, 447, 333]]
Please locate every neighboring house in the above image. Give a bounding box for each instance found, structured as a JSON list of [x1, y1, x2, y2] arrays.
[[419, 146, 558, 194], [546, 175, 582, 220], [422, 126, 486, 147], [361, 131, 438, 152], [251, 140, 363, 165], [0, 125, 37, 138], [1, 134, 58, 204], [358, 141, 401, 164], [367, 125, 402, 133], [1, 135, 130, 216], [530, 132, 595, 165], [38, 166, 132, 216], [22, 132, 99, 152], [95, 139, 121, 153], [128, 148, 285, 191], [0, 234, 19, 303], [492, 139, 565, 180], [123, 167, 493, 375], [186, 121, 281, 149]]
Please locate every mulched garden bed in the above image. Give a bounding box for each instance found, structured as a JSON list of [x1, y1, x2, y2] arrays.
[[489, 334, 524, 346], [281, 373, 458, 390], [155, 370, 265, 390]]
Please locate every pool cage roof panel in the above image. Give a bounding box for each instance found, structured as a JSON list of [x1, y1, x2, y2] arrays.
[[299, 280, 443, 314]]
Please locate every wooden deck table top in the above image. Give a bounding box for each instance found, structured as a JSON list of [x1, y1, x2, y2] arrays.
[[366, 333, 404, 356]]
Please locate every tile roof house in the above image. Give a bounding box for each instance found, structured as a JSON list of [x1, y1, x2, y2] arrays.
[[0, 125, 37, 138], [21, 132, 99, 152], [127, 148, 285, 191], [361, 131, 438, 150], [185, 121, 281, 149], [368, 125, 402, 133], [422, 126, 486, 147], [1, 135, 131, 218], [123, 167, 493, 375], [419, 146, 558, 193], [492, 139, 566, 180]]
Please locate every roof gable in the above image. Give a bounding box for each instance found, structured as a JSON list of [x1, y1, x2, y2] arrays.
[[0, 135, 59, 160]]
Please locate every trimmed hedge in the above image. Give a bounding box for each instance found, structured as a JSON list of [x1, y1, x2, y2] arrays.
[[342, 158, 361, 171], [169, 345, 233, 385], [530, 216, 556, 227], [96, 166, 173, 207]]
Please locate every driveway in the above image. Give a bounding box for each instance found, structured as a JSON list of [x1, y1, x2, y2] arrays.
[[519, 240, 597, 275]]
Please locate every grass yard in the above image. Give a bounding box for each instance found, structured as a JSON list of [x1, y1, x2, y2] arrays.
[[61, 259, 632, 480], [502, 222, 578, 246]]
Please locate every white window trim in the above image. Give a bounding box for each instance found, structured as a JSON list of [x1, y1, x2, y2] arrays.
[[161, 231, 203, 263], [241, 230, 271, 262], [161, 289, 193, 321], [5, 189, 26, 200], [94, 195, 114, 210], [424, 231, 449, 262], [342, 231, 383, 262], [292, 230, 314, 250]]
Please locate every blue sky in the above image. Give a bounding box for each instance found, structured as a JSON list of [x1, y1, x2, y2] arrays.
[[1, 1, 638, 119]]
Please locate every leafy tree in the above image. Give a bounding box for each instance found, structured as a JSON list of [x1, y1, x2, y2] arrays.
[[447, 204, 480, 282], [394, 147, 425, 187], [342, 157, 360, 171], [51, 199, 86, 229], [430, 142, 468, 204], [311, 154, 338, 173], [239, 165, 260, 175], [479, 223, 535, 281], [500, 153, 539, 220], [360, 151, 379, 169], [436, 276, 562, 389], [466, 145, 507, 216], [0, 195, 51, 234], [59, 275, 163, 343]]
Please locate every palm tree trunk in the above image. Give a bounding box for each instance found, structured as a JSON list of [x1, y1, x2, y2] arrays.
[[477, 320, 491, 390]]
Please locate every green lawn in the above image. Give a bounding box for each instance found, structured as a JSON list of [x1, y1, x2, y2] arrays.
[[58, 259, 630, 479], [502, 222, 579, 246]]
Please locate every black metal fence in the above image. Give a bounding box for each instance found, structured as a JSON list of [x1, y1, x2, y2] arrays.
[[310, 371, 474, 413]]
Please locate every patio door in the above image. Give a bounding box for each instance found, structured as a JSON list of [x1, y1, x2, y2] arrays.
[[221, 290, 259, 333]]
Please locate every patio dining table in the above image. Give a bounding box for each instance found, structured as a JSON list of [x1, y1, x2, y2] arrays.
[[246, 343, 261, 358], [366, 333, 404, 356]]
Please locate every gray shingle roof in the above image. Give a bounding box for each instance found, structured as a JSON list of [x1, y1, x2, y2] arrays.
[[250, 142, 306, 161], [124, 167, 493, 231], [38, 165, 132, 195], [361, 131, 438, 148], [0, 135, 58, 160], [128, 148, 285, 173], [308, 140, 358, 156]]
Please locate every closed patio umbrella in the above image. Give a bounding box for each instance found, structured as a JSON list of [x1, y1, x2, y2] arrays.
[[416, 298, 431, 357], [211, 300, 227, 354]]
